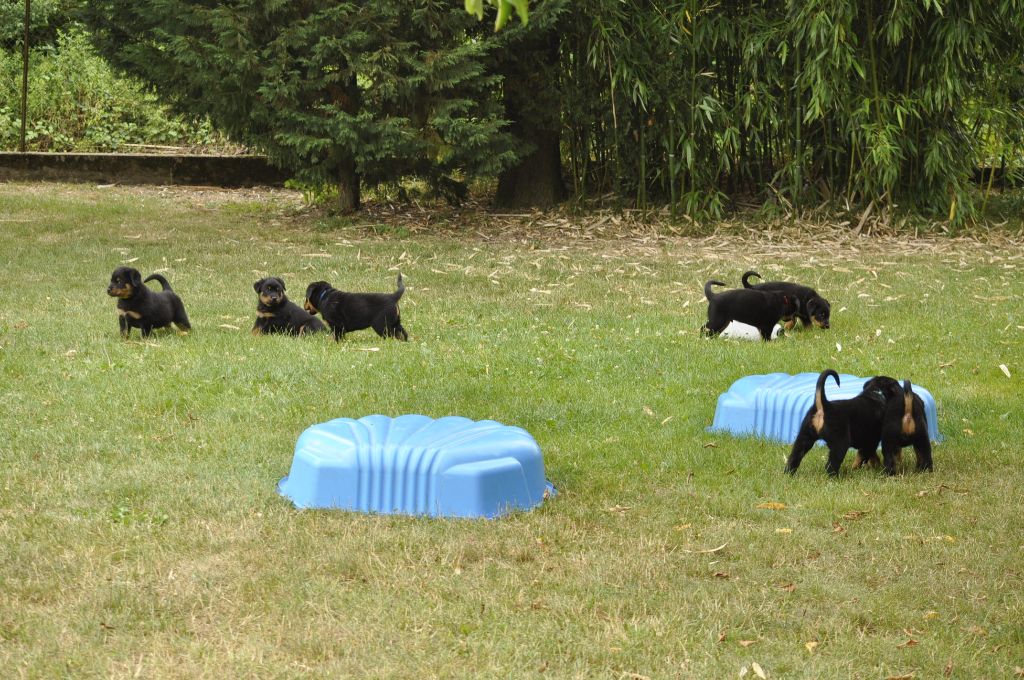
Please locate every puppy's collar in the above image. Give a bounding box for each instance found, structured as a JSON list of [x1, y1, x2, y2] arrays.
[[318, 288, 331, 306]]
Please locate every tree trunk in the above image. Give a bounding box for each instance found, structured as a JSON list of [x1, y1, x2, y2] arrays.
[[337, 154, 360, 213], [494, 28, 566, 209]]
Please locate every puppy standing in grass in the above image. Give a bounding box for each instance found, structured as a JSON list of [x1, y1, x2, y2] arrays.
[[106, 266, 191, 339], [303, 273, 409, 342], [252, 276, 325, 336], [702, 280, 797, 341], [785, 369, 902, 476], [741, 270, 831, 330], [856, 378, 933, 475]]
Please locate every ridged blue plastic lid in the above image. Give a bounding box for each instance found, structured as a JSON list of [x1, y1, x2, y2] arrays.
[[709, 372, 941, 443], [278, 415, 554, 518]]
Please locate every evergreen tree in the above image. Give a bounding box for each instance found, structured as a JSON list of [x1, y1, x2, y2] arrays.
[[81, 0, 517, 211]]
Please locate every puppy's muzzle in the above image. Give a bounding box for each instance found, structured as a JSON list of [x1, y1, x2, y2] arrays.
[[107, 285, 132, 299], [303, 300, 318, 315]]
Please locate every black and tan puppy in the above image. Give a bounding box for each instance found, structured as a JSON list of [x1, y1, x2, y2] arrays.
[[855, 378, 933, 475], [785, 370, 902, 476], [106, 266, 191, 339], [303, 273, 408, 342], [252, 277, 326, 336], [702, 280, 797, 341], [742, 270, 831, 330]]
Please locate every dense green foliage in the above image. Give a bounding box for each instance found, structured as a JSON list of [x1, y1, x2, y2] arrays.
[[0, 30, 217, 151], [562, 0, 1024, 219], [7, 0, 1024, 218], [82, 0, 518, 209]]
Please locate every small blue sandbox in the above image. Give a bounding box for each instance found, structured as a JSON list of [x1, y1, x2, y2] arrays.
[[710, 372, 941, 444], [278, 414, 554, 518]]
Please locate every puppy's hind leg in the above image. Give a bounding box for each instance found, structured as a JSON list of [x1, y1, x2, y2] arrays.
[[785, 427, 818, 474], [172, 300, 191, 333], [824, 437, 851, 477], [913, 435, 933, 472]]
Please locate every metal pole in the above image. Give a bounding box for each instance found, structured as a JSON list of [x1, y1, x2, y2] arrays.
[[20, 0, 31, 152]]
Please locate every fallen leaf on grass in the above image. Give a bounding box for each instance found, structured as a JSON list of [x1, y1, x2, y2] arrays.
[[778, 582, 796, 592], [842, 510, 870, 520], [353, 347, 380, 352], [966, 625, 987, 636], [717, 630, 727, 643], [607, 505, 630, 514], [885, 675, 914, 680], [218, 324, 240, 330], [713, 571, 729, 579], [756, 502, 786, 510], [944, 660, 953, 677], [703, 441, 718, 448], [832, 522, 846, 533], [1000, 364, 1012, 378], [660, 416, 673, 425], [673, 523, 692, 531], [775, 528, 792, 534], [739, 640, 755, 647], [751, 662, 767, 679], [805, 641, 818, 652], [896, 638, 918, 649], [1014, 666, 1024, 678], [924, 611, 939, 620]]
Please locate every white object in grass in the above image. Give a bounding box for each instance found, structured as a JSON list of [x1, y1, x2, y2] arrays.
[[719, 321, 783, 341]]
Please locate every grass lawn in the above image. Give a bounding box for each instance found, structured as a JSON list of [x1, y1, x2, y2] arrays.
[[0, 183, 1022, 678]]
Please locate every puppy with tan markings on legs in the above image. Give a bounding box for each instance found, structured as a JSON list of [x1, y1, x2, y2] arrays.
[[106, 266, 191, 339], [855, 378, 934, 475], [741, 270, 831, 330], [785, 370, 902, 476], [303, 273, 409, 342], [252, 276, 326, 336]]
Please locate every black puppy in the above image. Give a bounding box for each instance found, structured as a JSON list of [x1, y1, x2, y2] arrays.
[[856, 378, 933, 475], [106, 266, 191, 339], [785, 370, 903, 476], [303, 273, 408, 341], [742, 270, 831, 330], [702, 280, 797, 341], [252, 277, 326, 336]]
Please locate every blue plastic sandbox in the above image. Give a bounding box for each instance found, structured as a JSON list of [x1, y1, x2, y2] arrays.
[[709, 372, 941, 444], [278, 414, 554, 518]]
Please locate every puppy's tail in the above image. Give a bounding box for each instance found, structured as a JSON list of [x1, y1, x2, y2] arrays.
[[704, 280, 726, 301], [901, 379, 917, 435], [393, 273, 405, 301], [741, 270, 761, 288], [815, 369, 840, 410], [143, 274, 172, 291]]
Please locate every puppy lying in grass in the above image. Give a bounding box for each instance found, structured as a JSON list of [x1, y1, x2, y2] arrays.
[[252, 277, 325, 336], [702, 279, 797, 341], [106, 266, 191, 339], [741, 270, 831, 330], [785, 370, 902, 476], [855, 378, 934, 475], [303, 274, 409, 342]]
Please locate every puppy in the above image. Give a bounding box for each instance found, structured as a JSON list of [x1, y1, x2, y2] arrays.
[[106, 266, 191, 338], [742, 270, 831, 330], [252, 277, 326, 336], [303, 273, 408, 341], [856, 378, 933, 475], [785, 370, 902, 476], [702, 280, 797, 341]]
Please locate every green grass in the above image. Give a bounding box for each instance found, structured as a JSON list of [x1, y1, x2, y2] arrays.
[[1, 183, 1022, 678]]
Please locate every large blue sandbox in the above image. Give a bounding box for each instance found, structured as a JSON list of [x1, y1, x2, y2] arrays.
[[278, 414, 554, 518], [709, 372, 941, 444]]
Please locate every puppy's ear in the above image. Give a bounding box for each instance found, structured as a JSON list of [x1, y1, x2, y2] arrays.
[[254, 278, 265, 293], [276, 278, 286, 292], [130, 270, 142, 287]]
